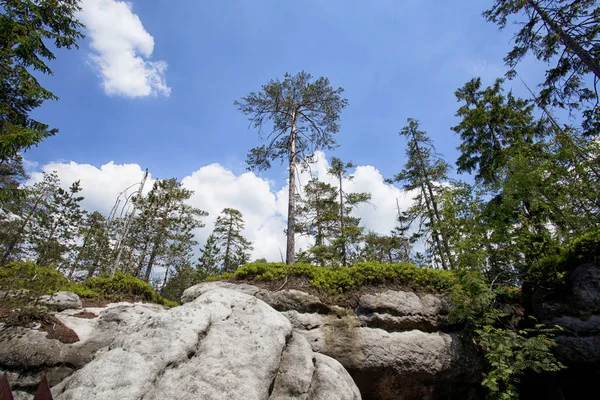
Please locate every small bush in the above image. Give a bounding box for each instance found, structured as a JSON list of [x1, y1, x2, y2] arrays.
[[81, 272, 177, 307], [527, 228, 600, 286], [224, 261, 457, 294], [0, 261, 69, 295]]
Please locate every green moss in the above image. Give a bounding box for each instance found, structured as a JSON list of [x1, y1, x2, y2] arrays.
[[220, 261, 457, 294]]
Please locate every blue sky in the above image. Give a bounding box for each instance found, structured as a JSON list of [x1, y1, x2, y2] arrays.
[[24, 0, 551, 260], [28, 0, 546, 182]]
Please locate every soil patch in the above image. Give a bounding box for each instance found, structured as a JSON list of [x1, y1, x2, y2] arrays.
[[72, 311, 97, 319], [39, 315, 79, 344]]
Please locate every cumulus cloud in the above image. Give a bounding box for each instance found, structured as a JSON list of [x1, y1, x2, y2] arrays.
[[78, 0, 171, 97], [27, 153, 412, 261], [27, 161, 152, 216]]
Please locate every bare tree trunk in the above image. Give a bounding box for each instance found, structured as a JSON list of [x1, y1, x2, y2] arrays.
[[161, 265, 170, 292], [144, 247, 157, 282], [224, 216, 233, 272], [285, 111, 298, 265], [135, 235, 152, 278], [527, 0, 600, 80], [338, 175, 347, 266], [412, 138, 450, 270]]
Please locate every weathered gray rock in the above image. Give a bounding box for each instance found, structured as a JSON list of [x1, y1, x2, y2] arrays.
[[38, 292, 82, 311], [180, 281, 261, 303], [356, 290, 451, 331], [187, 282, 480, 400], [0, 302, 165, 393], [51, 287, 360, 400], [532, 264, 600, 368]]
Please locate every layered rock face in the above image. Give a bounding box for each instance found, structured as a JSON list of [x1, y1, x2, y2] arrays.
[[524, 263, 600, 399], [183, 283, 481, 400], [1, 288, 361, 400]]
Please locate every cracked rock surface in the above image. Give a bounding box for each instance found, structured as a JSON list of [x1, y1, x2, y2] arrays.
[[184, 282, 481, 400], [49, 287, 360, 400]]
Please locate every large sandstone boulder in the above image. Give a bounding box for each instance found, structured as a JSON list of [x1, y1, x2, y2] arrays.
[[1, 288, 360, 400], [52, 287, 360, 400], [183, 282, 481, 400]]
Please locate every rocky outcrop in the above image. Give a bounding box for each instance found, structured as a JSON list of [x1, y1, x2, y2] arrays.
[[0, 302, 165, 396], [1, 288, 360, 400], [531, 263, 600, 367], [38, 292, 83, 312], [183, 282, 481, 400]]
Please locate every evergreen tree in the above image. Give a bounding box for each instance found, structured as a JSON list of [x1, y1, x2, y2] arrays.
[[391, 118, 455, 270], [360, 231, 411, 264], [452, 78, 544, 187], [212, 208, 252, 273], [484, 0, 600, 134], [68, 211, 110, 279], [0, 171, 60, 263], [0, 0, 84, 200], [197, 233, 221, 276], [328, 157, 371, 266], [128, 178, 207, 282], [294, 178, 339, 266], [235, 71, 348, 264], [31, 180, 85, 268]]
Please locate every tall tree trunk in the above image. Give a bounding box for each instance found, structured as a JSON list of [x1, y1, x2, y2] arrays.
[[224, 217, 233, 272], [285, 111, 298, 265], [338, 175, 347, 267], [161, 265, 170, 292], [527, 0, 600, 80], [68, 233, 91, 279], [412, 137, 451, 270], [423, 179, 456, 269], [135, 235, 152, 278], [144, 247, 158, 282]]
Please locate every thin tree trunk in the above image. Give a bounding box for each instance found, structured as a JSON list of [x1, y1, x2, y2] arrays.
[[424, 179, 456, 269], [161, 265, 170, 292], [224, 217, 233, 272], [412, 137, 451, 270], [338, 174, 347, 266], [144, 247, 158, 282], [527, 0, 600, 80], [285, 111, 298, 265], [68, 233, 91, 279], [135, 235, 152, 278]]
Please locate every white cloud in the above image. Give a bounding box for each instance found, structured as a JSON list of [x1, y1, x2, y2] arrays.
[[27, 153, 412, 261], [78, 0, 171, 97], [27, 161, 152, 216]]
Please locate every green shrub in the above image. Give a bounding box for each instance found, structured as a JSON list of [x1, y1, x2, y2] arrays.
[[223, 261, 457, 294], [81, 271, 177, 306], [0, 261, 68, 295], [450, 270, 564, 399], [565, 228, 600, 266], [527, 228, 600, 286]]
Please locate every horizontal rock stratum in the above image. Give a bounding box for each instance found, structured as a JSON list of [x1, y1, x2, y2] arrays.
[[183, 282, 481, 400]]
